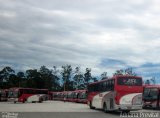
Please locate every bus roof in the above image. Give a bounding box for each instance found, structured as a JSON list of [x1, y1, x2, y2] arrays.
[[89, 75, 142, 85], [9, 87, 48, 91]]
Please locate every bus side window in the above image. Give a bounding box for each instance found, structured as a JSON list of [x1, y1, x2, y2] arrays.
[[99, 83, 103, 92], [96, 84, 99, 92], [103, 82, 106, 91], [108, 80, 110, 91], [106, 81, 108, 91], [111, 80, 114, 91]]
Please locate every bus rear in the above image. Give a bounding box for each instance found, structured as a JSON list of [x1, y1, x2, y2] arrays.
[[87, 75, 143, 112], [114, 76, 143, 111]]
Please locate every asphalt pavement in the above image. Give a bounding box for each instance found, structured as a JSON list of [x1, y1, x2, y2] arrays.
[[0, 101, 159, 118]]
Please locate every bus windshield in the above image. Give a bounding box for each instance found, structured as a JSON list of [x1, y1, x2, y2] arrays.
[[80, 92, 87, 99], [143, 88, 158, 100], [8, 91, 18, 98], [117, 78, 142, 86]]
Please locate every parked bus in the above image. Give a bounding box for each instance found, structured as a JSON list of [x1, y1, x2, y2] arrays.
[[8, 88, 48, 103], [52, 92, 59, 100], [87, 75, 143, 112], [66, 91, 74, 102], [77, 90, 87, 104], [51, 90, 87, 103], [0, 89, 8, 101], [48, 91, 54, 100], [143, 85, 160, 109]]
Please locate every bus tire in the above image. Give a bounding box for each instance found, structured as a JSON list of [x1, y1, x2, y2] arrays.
[[103, 103, 108, 113], [39, 100, 43, 103], [122, 110, 130, 113], [22, 99, 26, 103], [89, 101, 95, 109], [14, 101, 16, 104]]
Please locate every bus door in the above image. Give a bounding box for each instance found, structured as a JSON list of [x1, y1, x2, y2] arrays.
[[92, 83, 104, 108]]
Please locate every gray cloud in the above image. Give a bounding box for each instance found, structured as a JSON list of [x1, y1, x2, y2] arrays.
[[0, 0, 160, 77]]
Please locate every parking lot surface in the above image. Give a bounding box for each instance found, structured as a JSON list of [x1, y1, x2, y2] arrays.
[[0, 101, 159, 118]]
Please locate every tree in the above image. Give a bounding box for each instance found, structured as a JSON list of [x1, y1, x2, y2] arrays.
[[61, 65, 73, 91], [26, 69, 43, 89], [52, 66, 61, 91], [8, 74, 19, 87], [39, 66, 53, 90], [92, 77, 98, 82], [150, 77, 156, 85], [0, 66, 15, 88], [101, 72, 108, 80], [17, 72, 25, 87], [145, 79, 150, 85], [73, 67, 85, 90], [84, 68, 92, 86]]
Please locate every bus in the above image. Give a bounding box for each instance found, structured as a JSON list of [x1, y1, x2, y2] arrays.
[[8, 88, 48, 103], [0, 89, 8, 101], [65, 91, 74, 102], [87, 75, 143, 112], [51, 90, 87, 103], [77, 90, 87, 104], [143, 85, 160, 109]]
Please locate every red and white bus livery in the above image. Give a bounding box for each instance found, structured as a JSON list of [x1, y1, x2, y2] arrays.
[[87, 75, 143, 112], [143, 85, 160, 109], [8, 88, 48, 103], [0, 89, 8, 101], [77, 90, 87, 103]]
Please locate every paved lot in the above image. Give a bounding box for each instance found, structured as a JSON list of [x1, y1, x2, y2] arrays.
[[0, 101, 96, 112], [0, 101, 159, 118]]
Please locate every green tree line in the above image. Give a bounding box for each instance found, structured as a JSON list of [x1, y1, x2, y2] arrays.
[[0, 65, 97, 91]]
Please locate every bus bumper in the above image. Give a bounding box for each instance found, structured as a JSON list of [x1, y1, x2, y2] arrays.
[[8, 98, 18, 102], [115, 105, 142, 111]]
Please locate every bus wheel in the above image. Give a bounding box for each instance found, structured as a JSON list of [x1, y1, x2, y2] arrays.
[[39, 100, 43, 103], [14, 101, 16, 104], [122, 110, 130, 113], [22, 99, 26, 103], [103, 103, 108, 112], [89, 101, 95, 109]]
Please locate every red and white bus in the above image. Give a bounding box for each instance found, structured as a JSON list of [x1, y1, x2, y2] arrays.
[[143, 85, 160, 109], [77, 90, 87, 104], [8, 88, 48, 103], [0, 89, 8, 101], [51, 90, 87, 103], [87, 75, 143, 112]]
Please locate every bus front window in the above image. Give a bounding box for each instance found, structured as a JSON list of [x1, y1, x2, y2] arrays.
[[8, 91, 19, 98], [144, 88, 158, 100], [81, 92, 87, 99]]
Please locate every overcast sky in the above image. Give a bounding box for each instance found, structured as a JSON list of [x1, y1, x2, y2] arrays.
[[0, 0, 160, 82]]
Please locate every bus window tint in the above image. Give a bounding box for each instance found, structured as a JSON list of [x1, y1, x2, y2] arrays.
[[150, 88, 158, 99], [144, 88, 158, 100], [81, 92, 87, 99], [143, 88, 150, 98], [88, 79, 115, 92], [117, 78, 142, 86], [8, 91, 13, 97]]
